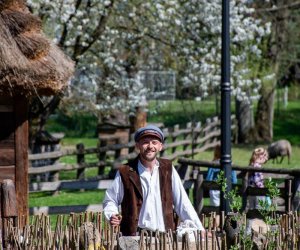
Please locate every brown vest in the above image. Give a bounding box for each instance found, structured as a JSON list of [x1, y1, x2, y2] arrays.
[[118, 157, 175, 236]]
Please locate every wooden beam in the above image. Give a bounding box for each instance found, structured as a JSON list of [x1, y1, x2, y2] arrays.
[[28, 162, 106, 174], [0, 105, 13, 112], [0, 166, 15, 182], [29, 179, 113, 192], [0, 149, 15, 166], [178, 158, 300, 175], [14, 96, 28, 227]]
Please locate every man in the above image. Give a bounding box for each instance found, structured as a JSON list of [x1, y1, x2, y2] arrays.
[[103, 125, 204, 236]]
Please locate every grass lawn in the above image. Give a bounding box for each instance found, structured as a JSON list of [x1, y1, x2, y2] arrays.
[[148, 99, 226, 127], [29, 190, 105, 207]]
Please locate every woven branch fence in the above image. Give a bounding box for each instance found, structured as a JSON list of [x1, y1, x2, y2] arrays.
[[2, 211, 300, 249]]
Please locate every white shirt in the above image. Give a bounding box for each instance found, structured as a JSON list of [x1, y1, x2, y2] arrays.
[[103, 160, 204, 232]]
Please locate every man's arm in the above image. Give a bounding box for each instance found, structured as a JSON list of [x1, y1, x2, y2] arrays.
[[103, 171, 124, 224], [171, 166, 204, 231]]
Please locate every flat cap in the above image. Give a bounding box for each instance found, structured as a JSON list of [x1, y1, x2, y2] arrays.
[[134, 125, 164, 142]]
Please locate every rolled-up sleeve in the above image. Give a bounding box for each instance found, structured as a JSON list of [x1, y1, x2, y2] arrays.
[[172, 167, 204, 231], [103, 171, 124, 221]]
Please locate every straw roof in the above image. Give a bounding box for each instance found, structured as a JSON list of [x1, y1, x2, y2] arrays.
[[0, 0, 74, 96]]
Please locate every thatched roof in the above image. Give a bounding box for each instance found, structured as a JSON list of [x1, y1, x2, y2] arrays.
[[0, 0, 74, 96]]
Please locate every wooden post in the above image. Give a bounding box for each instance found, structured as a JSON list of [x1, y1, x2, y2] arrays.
[[2, 179, 18, 248], [191, 122, 201, 158], [160, 128, 169, 157], [0, 182, 2, 248], [14, 96, 28, 228], [241, 172, 249, 212], [172, 124, 179, 154], [2, 179, 18, 218], [128, 134, 135, 154], [114, 138, 121, 160], [109, 138, 121, 178], [292, 175, 300, 211], [98, 139, 107, 175], [183, 122, 191, 151], [204, 118, 211, 146], [212, 116, 219, 144], [51, 169, 60, 182], [76, 143, 85, 179], [193, 171, 204, 216], [285, 179, 292, 213]]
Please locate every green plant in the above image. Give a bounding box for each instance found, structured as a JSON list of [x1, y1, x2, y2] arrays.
[[216, 171, 242, 213], [217, 171, 282, 250], [258, 178, 280, 225], [216, 171, 253, 249], [257, 178, 281, 250]]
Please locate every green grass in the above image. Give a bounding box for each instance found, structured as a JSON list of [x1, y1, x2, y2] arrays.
[[29, 190, 106, 207], [148, 99, 227, 127], [29, 190, 106, 229], [60, 138, 98, 147], [273, 100, 300, 145]]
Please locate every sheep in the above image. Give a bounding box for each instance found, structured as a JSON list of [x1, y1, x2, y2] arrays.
[[267, 139, 292, 164]]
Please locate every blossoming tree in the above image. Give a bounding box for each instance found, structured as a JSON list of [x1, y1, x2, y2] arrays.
[[27, 0, 273, 142]]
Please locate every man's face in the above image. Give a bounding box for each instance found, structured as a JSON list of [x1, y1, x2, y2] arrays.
[[136, 136, 163, 162]]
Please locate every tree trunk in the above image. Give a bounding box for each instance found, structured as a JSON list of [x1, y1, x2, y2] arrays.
[[235, 98, 254, 143], [255, 86, 275, 142], [251, 0, 292, 143]]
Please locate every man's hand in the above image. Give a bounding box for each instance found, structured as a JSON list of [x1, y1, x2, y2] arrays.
[[110, 214, 122, 226]]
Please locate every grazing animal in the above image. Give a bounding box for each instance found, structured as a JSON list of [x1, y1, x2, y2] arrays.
[[267, 139, 292, 164]]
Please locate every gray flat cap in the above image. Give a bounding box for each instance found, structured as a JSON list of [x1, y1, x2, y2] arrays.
[[134, 125, 164, 142]]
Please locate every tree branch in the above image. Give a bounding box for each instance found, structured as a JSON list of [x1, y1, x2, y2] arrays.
[[77, 0, 116, 56], [256, 1, 300, 13], [116, 25, 176, 48], [59, 0, 82, 48]]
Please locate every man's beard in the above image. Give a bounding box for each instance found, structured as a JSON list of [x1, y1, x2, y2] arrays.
[[141, 149, 158, 162]]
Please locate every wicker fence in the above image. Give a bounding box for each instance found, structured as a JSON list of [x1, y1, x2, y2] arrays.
[[2, 174, 300, 249]]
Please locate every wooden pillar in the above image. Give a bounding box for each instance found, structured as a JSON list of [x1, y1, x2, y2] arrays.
[[193, 170, 204, 216], [0, 182, 2, 247], [292, 175, 300, 211], [134, 106, 147, 131], [241, 172, 249, 212], [109, 138, 121, 178], [172, 124, 179, 154], [14, 96, 28, 228], [98, 139, 107, 175], [183, 122, 191, 151], [2, 179, 18, 248], [285, 179, 292, 213], [76, 143, 85, 179], [2, 180, 18, 218]]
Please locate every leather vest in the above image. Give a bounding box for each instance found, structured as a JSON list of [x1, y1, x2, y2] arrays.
[[118, 157, 175, 236]]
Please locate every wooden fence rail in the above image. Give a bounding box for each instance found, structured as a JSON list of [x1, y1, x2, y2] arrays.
[[176, 158, 300, 215], [28, 116, 237, 215], [28, 116, 237, 184]]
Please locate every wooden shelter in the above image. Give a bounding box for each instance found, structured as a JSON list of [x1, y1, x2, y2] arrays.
[[0, 0, 74, 227]]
